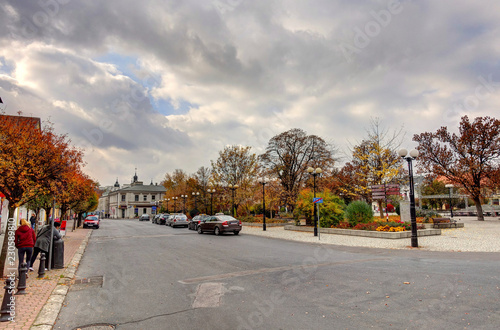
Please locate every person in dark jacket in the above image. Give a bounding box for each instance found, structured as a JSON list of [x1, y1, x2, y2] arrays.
[[29, 221, 62, 271], [29, 214, 37, 229], [15, 218, 36, 271]]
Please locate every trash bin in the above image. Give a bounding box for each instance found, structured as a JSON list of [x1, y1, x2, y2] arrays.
[[51, 239, 65, 269]]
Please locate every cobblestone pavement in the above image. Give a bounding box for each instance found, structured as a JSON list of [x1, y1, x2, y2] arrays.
[[0, 222, 90, 330]]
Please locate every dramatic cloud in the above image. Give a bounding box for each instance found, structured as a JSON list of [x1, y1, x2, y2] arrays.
[[1, 0, 499, 185]]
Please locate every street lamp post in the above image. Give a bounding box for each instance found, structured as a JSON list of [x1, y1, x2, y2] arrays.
[[307, 167, 322, 237], [399, 148, 419, 248], [166, 198, 170, 213], [192, 192, 200, 210], [173, 197, 178, 213], [181, 195, 187, 213], [228, 184, 239, 217], [208, 189, 215, 215], [445, 184, 454, 218], [259, 178, 269, 231]]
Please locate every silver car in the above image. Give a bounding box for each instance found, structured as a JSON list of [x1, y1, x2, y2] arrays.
[[168, 214, 188, 228]]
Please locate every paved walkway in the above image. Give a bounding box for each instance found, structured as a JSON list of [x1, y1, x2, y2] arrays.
[[243, 216, 500, 252], [0, 222, 90, 329]]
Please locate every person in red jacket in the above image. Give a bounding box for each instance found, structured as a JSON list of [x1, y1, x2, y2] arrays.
[[15, 218, 36, 271]]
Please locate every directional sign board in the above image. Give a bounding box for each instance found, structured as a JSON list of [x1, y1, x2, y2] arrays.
[[313, 197, 323, 204]]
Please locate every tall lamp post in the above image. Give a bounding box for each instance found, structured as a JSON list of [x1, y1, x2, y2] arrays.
[[398, 148, 419, 248], [173, 197, 178, 213], [307, 167, 322, 237], [181, 195, 187, 213], [259, 178, 269, 231], [208, 189, 216, 215], [445, 184, 454, 218], [192, 192, 200, 211], [228, 184, 239, 217], [165, 198, 170, 213]]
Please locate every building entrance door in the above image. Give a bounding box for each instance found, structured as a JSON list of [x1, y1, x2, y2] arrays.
[[121, 209, 125, 218]]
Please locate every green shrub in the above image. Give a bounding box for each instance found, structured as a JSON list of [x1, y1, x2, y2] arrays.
[[344, 201, 373, 226], [294, 188, 345, 227]]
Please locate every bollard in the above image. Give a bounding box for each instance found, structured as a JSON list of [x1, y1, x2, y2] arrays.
[[0, 277, 16, 322], [38, 253, 46, 278], [16, 263, 28, 295]]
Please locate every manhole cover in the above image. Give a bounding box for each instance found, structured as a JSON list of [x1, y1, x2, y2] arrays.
[[73, 324, 116, 330], [71, 276, 104, 291]]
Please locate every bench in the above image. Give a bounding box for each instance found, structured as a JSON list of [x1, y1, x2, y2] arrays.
[[432, 217, 458, 228]]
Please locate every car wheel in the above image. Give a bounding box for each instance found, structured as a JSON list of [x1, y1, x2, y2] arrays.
[[96, 226, 100, 229], [234, 231, 239, 235], [214, 227, 221, 236], [197, 226, 203, 234]]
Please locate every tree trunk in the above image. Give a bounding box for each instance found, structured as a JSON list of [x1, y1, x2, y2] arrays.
[[473, 197, 484, 221], [0, 206, 16, 276]]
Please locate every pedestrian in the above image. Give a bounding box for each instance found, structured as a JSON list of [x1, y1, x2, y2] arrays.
[[29, 213, 37, 229], [29, 221, 62, 271], [15, 218, 36, 272]]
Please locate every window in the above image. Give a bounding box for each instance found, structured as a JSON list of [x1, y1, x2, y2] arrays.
[[121, 195, 125, 201], [143, 208, 147, 214], [135, 195, 139, 202], [152, 195, 156, 201], [143, 195, 147, 201]]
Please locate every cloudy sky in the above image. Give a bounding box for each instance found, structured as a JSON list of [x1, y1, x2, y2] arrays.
[[1, 0, 499, 186]]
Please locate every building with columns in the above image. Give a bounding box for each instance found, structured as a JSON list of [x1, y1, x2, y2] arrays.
[[98, 171, 166, 219]]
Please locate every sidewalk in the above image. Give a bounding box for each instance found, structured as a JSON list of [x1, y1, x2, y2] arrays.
[[0, 223, 91, 330]]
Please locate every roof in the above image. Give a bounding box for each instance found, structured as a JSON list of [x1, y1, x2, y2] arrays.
[[111, 184, 166, 194]]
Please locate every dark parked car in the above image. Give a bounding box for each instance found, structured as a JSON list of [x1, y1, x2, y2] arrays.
[[197, 215, 241, 235], [157, 213, 169, 225], [83, 215, 100, 229], [152, 214, 160, 224], [188, 214, 209, 230]]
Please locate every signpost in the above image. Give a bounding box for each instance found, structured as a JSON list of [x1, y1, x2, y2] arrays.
[[371, 184, 400, 220]]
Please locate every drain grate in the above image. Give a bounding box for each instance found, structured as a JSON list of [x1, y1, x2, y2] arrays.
[[73, 323, 116, 330], [71, 276, 104, 291]]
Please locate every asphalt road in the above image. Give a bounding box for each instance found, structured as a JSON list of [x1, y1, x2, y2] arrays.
[[54, 219, 500, 330]]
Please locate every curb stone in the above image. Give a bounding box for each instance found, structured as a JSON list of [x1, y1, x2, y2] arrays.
[[30, 230, 93, 329]]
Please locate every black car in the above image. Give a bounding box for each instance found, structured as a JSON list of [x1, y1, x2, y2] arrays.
[[197, 215, 241, 235], [158, 213, 169, 225], [188, 214, 209, 230]]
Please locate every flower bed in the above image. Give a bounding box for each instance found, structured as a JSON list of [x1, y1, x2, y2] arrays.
[[333, 221, 425, 232]]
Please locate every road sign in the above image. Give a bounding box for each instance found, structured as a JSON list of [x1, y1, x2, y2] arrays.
[[313, 197, 323, 204], [152, 206, 157, 211]]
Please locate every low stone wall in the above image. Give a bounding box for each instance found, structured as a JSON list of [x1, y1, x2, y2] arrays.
[[284, 225, 441, 239], [242, 222, 288, 227]]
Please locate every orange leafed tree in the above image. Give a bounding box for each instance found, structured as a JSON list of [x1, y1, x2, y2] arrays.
[[0, 114, 84, 274]]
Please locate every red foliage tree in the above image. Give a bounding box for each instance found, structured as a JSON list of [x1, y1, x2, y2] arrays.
[[413, 116, 500, 220]]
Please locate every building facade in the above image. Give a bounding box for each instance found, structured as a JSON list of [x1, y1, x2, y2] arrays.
[[98, 172, 166, 219]]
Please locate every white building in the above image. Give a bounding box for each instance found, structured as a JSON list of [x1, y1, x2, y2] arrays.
[[98, 172, 166, 219]]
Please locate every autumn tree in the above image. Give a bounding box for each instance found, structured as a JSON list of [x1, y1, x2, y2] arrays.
[[342, 119, 405, 217], [260, 128, 335, 211], [414, 115, 500, 221], [194, 166, 212, 214], [420, 177, 448, 210], [211, 145, 259, 216], [0, 114, 83, 273]]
